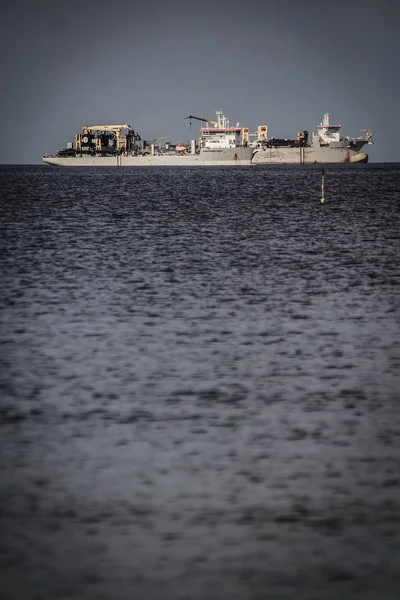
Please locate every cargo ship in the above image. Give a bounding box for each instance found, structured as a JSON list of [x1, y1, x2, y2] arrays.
[[42, 112, 373, 166]]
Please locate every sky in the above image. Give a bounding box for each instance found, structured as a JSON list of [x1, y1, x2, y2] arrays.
[[0, 0, 399, 163]]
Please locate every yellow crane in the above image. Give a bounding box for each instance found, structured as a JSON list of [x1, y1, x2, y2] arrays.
[[77, 124, 134, 153], [82, 123, 132, 134]]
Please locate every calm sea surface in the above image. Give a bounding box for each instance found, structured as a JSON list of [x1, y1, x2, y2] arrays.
[[1, 164, 400, 600]]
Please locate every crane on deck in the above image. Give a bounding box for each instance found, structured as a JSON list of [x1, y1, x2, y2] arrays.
[[77, 123, 140, 154], [82, 123, 132, 134], [184, 115, 219, 131]]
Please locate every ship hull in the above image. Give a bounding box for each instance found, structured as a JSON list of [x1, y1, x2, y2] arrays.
[[42, 147, 254, 167], [43, 146, 368, 166], [252, 145, 368, 164]]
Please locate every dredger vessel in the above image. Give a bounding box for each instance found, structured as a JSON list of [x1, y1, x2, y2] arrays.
[[42, 111, 373, 166]]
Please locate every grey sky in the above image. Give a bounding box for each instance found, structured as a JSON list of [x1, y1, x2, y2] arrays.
[[1, 0, 399, 163]]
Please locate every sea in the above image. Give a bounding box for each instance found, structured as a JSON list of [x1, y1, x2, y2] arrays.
[[1, 163, 400, 600]]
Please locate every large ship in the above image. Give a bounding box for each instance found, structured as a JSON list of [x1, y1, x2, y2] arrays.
[[252, 113, 373, 164], [42, 112, 373, 166]]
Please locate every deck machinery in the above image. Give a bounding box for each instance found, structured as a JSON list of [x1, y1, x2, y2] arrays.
[[74, 123, 143, 155]]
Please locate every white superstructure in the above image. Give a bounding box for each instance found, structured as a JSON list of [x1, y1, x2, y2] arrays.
[[200, 111, 244, 149], [316, 113, 341, 144]]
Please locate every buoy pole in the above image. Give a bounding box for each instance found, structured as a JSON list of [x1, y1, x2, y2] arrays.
[[321, 167, 325, 203]]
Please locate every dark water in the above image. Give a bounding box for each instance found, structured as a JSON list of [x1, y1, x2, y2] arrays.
[[1, 164, 400, 600]]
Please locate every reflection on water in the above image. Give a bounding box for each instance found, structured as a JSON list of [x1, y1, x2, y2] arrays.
[[1, 164, 400, 599]]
